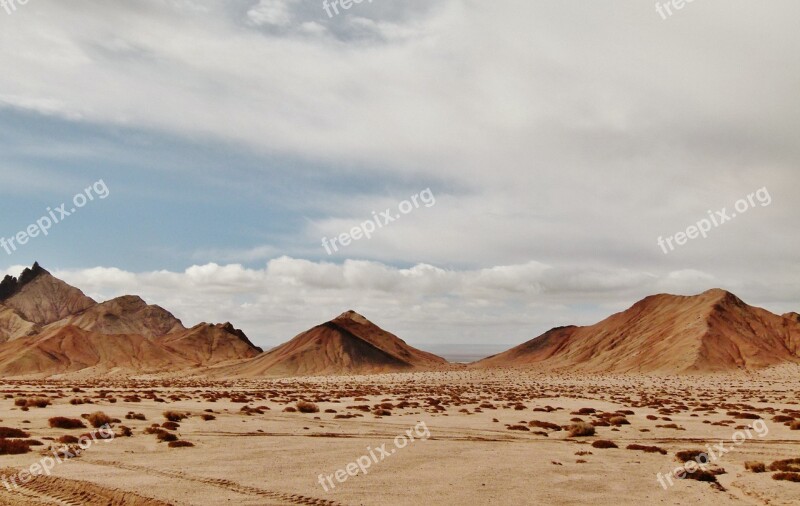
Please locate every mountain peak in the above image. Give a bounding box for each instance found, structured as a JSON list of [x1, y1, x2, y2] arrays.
[[0, 263, 96, 325], [0, 262, 48, 301], [335, 310, 370, 325]]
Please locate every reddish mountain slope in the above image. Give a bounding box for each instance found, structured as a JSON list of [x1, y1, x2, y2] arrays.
[[159, 323, 262, 365], [476, 289, 800, 373], [45, 295, 186, 338], [0, 263, 95, 325], [0, 263, 263, 377], [223, 311, 447, 377]]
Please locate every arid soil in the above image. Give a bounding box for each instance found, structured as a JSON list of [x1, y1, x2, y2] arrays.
[[1, 366, 798, 505]]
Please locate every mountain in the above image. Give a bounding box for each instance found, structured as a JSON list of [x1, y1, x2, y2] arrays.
[[0, 263, 95, 325], [476, 289, 800, 373], [0, 263, 262, 377], [159, 323, 262, 365], [0, 326, 194, 376], [222, 310, 447, 377], [44, 295, 186, 338]]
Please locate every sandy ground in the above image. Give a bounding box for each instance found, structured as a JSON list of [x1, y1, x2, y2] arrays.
[[0, 367, 798, 505]]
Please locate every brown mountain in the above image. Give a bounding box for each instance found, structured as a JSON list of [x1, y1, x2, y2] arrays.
[[44, 295, 186, 338], [159, 323, 262, 365], [0, 263, 262, 377], [0, 263, 95, 325], [476, 289, 800, 373], [222, 310, 447, 377]]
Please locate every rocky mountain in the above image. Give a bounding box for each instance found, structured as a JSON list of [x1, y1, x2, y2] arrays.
[[476, 289, 800, 373], [222, 310, 447, 377], [0, 263, 262, 377]]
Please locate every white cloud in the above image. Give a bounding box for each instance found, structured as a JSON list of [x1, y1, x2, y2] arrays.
[[50, 258, 800, 350], [247, 0, 297, 27]]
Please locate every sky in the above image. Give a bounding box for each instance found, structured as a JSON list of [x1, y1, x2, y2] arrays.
[[0, 0, 798, 352]]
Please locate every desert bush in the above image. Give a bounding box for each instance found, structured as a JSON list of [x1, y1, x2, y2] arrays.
[[125, 412, 146, 421], [283, 406, 297, 412], [48, 417, 86, 430], [0, 438, 32, 455], [168, 440, 194, 448], [568, 422, 595, 437], [201, 414, 216, 421], [162, 421, 180, 431], [772, 472, 800, 482], [529, 420, 561, 431], [507, 425, 529, 431], [0, 427, 30, 438], [745, 461, 766, 473], [86, 412, 113, 428], [592, 440, 618, 449], [163, 411, 188, 422], [157, 432, 178, 442], [768, 458, 800, 472], [296, 401, 320, 414], [608, 416, 630, 426], [790, 421, 800, 430], [57, 435, 80, 444], [116, 426, 133, 437], [676, 450, 707, 462], [627, 444, 667, 455], [25, 398, 51, 408]]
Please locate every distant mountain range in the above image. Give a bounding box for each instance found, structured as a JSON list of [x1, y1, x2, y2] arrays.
[[0, 263, 797, 377]]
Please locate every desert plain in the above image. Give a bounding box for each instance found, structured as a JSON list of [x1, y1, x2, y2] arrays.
[[1, 366, 799, 506]]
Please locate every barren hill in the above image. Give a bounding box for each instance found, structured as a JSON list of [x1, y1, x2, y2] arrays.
[[476, 289, 800, 373], [0, 263, 95, 325], [0, 263, 262, 377], [223, 310, 447, 377]]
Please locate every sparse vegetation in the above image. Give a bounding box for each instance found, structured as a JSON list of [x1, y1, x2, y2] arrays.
[[568, 422, 595, 437], [49, 417, 86, 429]]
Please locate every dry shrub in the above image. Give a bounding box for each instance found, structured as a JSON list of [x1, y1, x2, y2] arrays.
[[86, 412, 113, 428], [676, 450, 707, 462], [283, 406, 297, 412], [745, 461, 766, 473], [157, 432, 178, 442], [48, 417, 86, 430], [772, 472, 800, 482], [125, 412, 146, 421], [0, 438, 32, 455], [163, 411, 188, 422], [790, 421, 800, 431], [769, 459, 800, 472], [296, 401, 320, 413], [507, 425, 529, 431], [57, 435, 80, 444], [592, 440, 618, 449], [201, 414, 216, 421], [568, 422, 595, 437], [168, 440, 194, 448], [529, 420, 561, 431], [0, 427, 30, 438], [627, 444, 667, 455], [162, 421, 180, 431], [608, 416, 630, 426]]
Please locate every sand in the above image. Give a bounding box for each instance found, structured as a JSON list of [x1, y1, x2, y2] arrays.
[[0, 366, 798, 505]]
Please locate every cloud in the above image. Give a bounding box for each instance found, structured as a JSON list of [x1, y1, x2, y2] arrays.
[[247, 0, 297, 27], [49, 258, 799, 350]]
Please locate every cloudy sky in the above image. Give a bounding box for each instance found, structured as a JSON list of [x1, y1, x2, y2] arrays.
[[1, 0, 798, 353]]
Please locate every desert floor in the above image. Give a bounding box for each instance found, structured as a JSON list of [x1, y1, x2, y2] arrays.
[[0, 367, 799, 505]]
